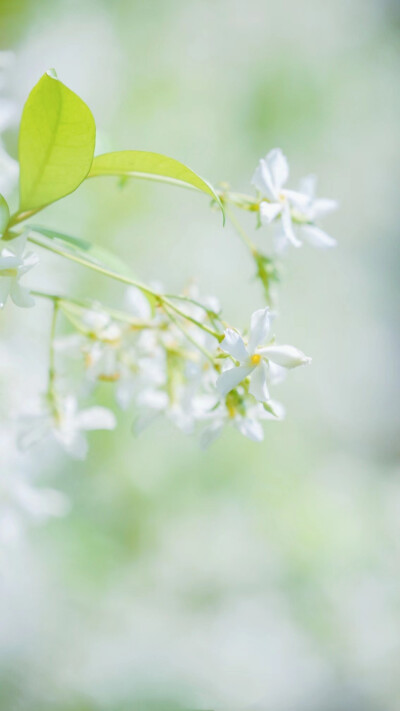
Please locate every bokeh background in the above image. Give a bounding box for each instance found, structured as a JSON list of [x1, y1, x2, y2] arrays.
[[1, 0, 400, 709]]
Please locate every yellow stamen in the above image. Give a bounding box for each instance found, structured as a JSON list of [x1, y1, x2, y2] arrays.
[[227, 404, 236, 419], [250, 353, 261, 366], [98, 373, 121, 382]]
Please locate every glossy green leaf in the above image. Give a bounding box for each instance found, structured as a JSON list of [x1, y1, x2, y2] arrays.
[[0, 194, 10, 235], [19, 72, 96, 212], [88, 150, 224, 221]]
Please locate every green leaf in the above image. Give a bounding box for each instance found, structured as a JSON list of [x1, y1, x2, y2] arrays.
[[27, 224, 158, 315], [0, 194, 10, 235], [28, 225, 133, 276], [88, 150, 225, 222], [19, 72, 96, 212]]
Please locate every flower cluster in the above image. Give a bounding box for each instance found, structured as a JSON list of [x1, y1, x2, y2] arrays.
[[15, 280, 312, 458]]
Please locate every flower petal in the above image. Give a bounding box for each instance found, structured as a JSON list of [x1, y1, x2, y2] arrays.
[[251, 159, 278, 201], [235, 416, 264, 442], [311, 198, 338, 219], [259, 200, 282, 225], [300, 225, 337, 249], [0, 276, 11, 307], [299, 174, 317, 199], [261, 344, 311, 368], [248, 362, 270, 402], [284, 189, 312, 211], [281, 202, 302, 247], [200, 421, 224, 449], [248, 307, 271, 353], [217, 364, 254, 397], [55, 431, 88, 460], [266, 148, 289, 191], [10, 281, 35, 308], [219, 328, 248, 362], [0, 255, 20, 270], [76, 406, 117, 431]]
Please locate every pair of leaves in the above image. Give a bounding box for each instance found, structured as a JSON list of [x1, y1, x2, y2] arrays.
[[18, 72, 223, 219]]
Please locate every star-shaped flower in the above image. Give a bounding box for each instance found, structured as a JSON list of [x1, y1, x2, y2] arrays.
[[217, 307, 311, 403]]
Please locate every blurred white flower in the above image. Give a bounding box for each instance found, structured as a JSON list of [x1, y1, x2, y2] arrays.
[[217, 307, 311, 403], [200, 396, 285, 448], [0, 471, 69, 545], [252, 148, 337, 251], [0, 234, 38, 308], [18, 395, 116, 460]]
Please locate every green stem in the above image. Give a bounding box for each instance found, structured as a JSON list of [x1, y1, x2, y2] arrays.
[[225, 207, 257, 253], [28, 234, 222, 341], [162, 304, 216, 364], [48, 299, 59, 401], [32, 289, 157, 329]]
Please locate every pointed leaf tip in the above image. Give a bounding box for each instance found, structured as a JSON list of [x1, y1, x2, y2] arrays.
[[18, 72, 96, 212]]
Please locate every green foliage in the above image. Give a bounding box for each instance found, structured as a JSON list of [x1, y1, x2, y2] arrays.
[[88, 150, 224, 220], [28, 225, 157, 313], [18, 72, 96, 212], [0, 194, 10, 235], [28, 225, 136, 278]]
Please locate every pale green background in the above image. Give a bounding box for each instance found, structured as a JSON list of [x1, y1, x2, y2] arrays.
[[0, 0, 399, 709]]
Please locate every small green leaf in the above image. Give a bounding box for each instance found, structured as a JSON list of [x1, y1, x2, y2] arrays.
[[19, 72, 96, 212], [88, 150, 224, 222], [0, 194, 10, 235], [28, 225, 132, 277]]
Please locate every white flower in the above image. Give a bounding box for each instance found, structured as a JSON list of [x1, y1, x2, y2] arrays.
[[252, 148, 309, 247], [18, 395, 116, 460], [0, 471, 69, 544], [217, 307, 311, 403], [0, 234, 38, 308], [200, 396, 285, 448], [252, 149, 337, 251]]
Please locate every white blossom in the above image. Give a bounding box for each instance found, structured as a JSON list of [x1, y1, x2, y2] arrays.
[[0, 470, 69, 544], [0, 234, 38, 308], [18, 395, 116, 460], [200, 395, 285, 448], [217, 307, 311, 403], [252, 148, 337, 251]]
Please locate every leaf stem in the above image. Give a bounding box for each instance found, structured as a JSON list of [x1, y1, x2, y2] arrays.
[[225, 207, 257, 253], [162, 304, 216, 364], [28, 236, 223, 341]]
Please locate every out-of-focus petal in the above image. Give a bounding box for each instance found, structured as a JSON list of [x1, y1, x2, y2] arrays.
[[235, 416, 264, 442], [200, 421, 224, 449], [266, 148, 289, 191], [300, 225, 337, 248], [76, 406, 117, 431], [10, 281, 35, 308], [248, 362, 270, 402], [217, 364, 253, 397], [281, 202, 302, 247], [259, 200, 282, 224], [0, 275, 11, 307], [252, 159, 277, 200]]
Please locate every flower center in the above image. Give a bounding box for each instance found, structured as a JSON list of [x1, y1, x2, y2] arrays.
[[250, 353, 261, 366]]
